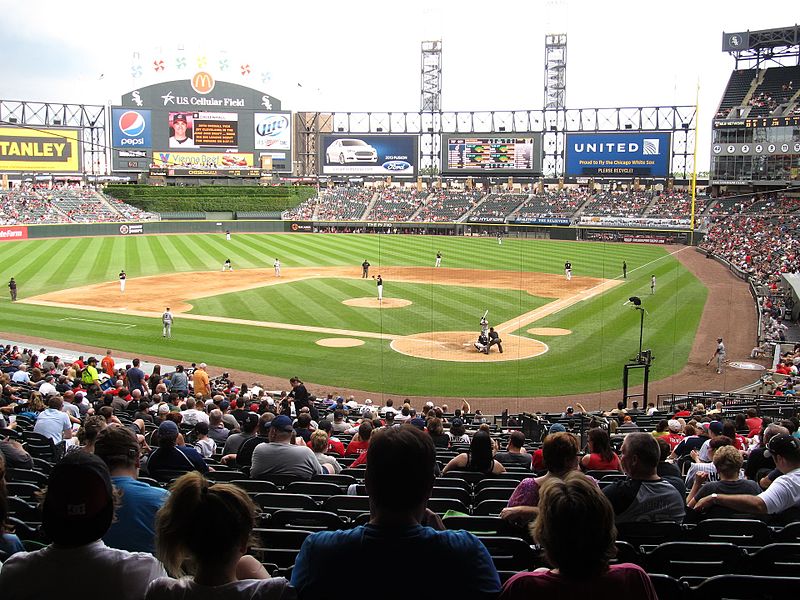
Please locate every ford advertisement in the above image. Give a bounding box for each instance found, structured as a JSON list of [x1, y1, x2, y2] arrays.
[[111, 108, 152, 149], [565, 132, 671, 178], [320, 135, 417, 176]]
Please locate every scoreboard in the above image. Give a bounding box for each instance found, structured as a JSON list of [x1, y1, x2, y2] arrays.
[[443, 134, 541, 174]]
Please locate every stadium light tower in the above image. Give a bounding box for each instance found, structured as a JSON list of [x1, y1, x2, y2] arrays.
[[420, 40, 442, 178], [543, 34, 567, 177]]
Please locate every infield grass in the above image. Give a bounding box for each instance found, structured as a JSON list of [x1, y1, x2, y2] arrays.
[[0, 232, 705, 397]]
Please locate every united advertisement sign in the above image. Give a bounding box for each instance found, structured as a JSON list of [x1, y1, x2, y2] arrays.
[[0, 127, 81, 173], [565, 132, 672, 178]]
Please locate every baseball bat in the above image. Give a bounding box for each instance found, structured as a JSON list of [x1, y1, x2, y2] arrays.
[[482, 310, 489, 320]]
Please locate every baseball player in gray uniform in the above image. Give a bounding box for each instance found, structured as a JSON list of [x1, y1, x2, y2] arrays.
[[162, 308, 174, 338]]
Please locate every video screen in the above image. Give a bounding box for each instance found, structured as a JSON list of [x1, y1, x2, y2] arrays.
[[168, 112, 238, 149], [444, 136, 540, 173]]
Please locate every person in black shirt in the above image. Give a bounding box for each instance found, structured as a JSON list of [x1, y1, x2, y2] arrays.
[[8, 278, 17, 302], [362, 260, 370, 278], [487, 327, 503, 354], [289, 377, 318, 421], [495, 431, 532, 470]]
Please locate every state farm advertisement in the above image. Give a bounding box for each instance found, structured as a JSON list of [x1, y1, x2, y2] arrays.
[[0, 226, 28, 241]]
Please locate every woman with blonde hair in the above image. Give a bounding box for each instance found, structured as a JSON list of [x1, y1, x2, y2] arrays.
[[310, 430, 342, 474], [145, 472, 293, 599], [499, 471, 657, 598]]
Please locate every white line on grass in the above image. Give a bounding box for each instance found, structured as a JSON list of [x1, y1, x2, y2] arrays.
[[59, 317, 137, 329]]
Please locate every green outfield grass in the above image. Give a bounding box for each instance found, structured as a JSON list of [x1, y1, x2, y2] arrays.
[[0, 233, 706, 397], [189, 279, 551, 335]]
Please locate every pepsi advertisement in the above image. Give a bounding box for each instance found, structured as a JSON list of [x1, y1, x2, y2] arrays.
[[320, 135, 417, 176], [565, 132, 672, 178], [111, 108, 152, 148]]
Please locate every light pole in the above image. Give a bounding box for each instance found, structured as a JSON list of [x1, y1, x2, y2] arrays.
[[622, 296, 653, 408]]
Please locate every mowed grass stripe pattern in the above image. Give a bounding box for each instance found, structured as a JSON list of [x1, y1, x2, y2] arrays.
[[189, 279, 550, 335], [0, 233, 703, 397]]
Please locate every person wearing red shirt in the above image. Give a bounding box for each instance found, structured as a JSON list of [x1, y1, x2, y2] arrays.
[[745, 409, 763, 437], [100, 350, 115, 377], [663, 420, 686, 450], [581, 429, 622, 472], [345, 421, 373, 456], [307, 420, 346, 456], [672, 404, 691, 419]]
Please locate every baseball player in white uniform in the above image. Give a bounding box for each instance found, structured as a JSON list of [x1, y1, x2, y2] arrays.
[[651, 275, 656, 294], [225, 229, 231, 241], [435, 251, 442, 268], [564, 261, 572, 281], [119, 270, 126, 293], [222, 259, 233, 272], [274, 258, 281, 277], [162, 308, 174, 338], [374, 275, 383, 302]]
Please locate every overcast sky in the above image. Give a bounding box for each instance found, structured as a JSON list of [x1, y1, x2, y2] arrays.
[[0, 0, 795, 170]]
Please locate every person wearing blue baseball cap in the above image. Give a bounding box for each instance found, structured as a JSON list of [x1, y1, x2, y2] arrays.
[[145, 420, 208, 482], [250, 415, 322, 480]]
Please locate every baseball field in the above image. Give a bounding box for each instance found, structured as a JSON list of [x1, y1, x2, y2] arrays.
[[0, 232, 707, 398]]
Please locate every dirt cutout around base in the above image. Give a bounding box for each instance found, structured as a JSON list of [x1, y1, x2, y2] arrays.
[[343, 298, 412, 308], [391, 331, 548, 362], [316, 338, 365, 348], [527, 327, 572, 336]]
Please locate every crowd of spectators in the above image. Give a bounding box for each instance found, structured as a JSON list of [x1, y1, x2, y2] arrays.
[[365, 188, 422, 221], [0, 183, 156, 225], [580, 190, 653, 217], [515, 189, 589, 220], [2, 340, 800, 595], [646, 191, 708, 219], [411, 190, 484, 222], [469, 193, 529, 223], [312, 187, 374, 221]]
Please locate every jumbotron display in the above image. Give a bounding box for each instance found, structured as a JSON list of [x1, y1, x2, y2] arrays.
[[442, 134, 542, 174]]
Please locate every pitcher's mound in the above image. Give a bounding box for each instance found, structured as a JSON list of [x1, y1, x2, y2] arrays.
[[343, 298, 411, 308], [391, 331, 548, 362], [316, 338, 365, 348], [527, 327, 572, 336]]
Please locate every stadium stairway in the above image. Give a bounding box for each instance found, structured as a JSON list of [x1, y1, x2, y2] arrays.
[[460, 195, 489, 222], [358, 192, 380, 221]]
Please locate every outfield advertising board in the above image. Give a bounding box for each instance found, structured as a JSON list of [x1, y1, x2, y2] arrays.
[[111, 108, 152, 148], [153, 151, 254, 169], [0, 225, 28, 241], [320, 135, 417, 175], [0, 127, 81, 173], [565, 132, 671, 178]]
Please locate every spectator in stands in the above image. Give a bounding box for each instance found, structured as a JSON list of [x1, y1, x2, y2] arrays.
[[94, 425, 168, 554], [145, 472, 291, 599], [745, 408, 763, 437], [695, 434, 800, 523], [293, 413, 314, 444], [0, 432, 33, 470], [191, 363, 210, 399], [166, 365, 189, 397], [250, 415, 321, 480], [663, 420, 686, 450], [0, 452, 166, 599], [0, 453, 25, 558], [499, 471, 657, 599], [222, 412, 259, 456], [310, 430, 342, 474], [602, 432, 685, 523], [229, 413, 273, 468], [180, 397, 208, 426], [442, 429, 506, 475], [655, 438, 685, 495], [291, 425, 501, 598], [698, 421, 725, 462], [670, 423, 707, 459], [495, 430, 532, 470], [146, 420, 209, 481], [126, 358, 146, 396], [686, 445, 760, 520], [33, 395, 73, 448], [447, 417, 470, 444], [192, 422, 215, 458], [76, 415, 108, 454], [501, 432, 583, 527], [426, 417, 450, 449], [580, 428, 622, 472], [345, 421, 373, 456], [207, 409, 229, 444]]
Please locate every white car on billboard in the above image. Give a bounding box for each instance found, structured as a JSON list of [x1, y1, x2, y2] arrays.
[[326, 139, 378, 164]]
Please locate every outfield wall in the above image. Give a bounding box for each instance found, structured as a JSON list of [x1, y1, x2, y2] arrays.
[[4, 219, 697, 245]]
